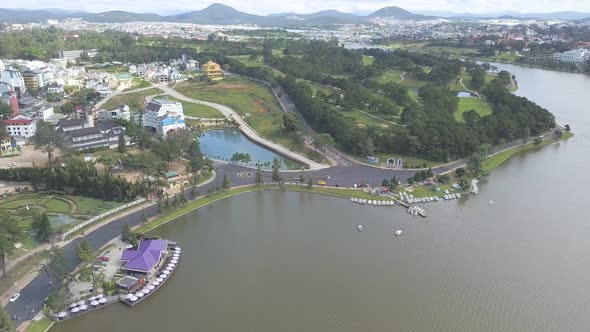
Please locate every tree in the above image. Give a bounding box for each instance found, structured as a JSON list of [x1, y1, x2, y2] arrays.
[[307, 177, 313, 188], [77, 239, 93, 263], [117, 133, 127, 153], [0, 305, 15, 332], [533, 137, 543, 145], [312, 133, 335, 160], [0, 214, 23, 277], [554, 129, 563, 138], [407, 177, 415, 185], [455, 167, 466, 177], [271, 158, 281, 182], [255, 165, 264, 185], [468, 151, 484, 174], [45, 247, 69, 288], [32, 121, 64, 163], [222, 173, 230, 190], [299, 171, 305, 184], [564, 124, 571, 131], [121, 222, 134, 244], [382, 179, 390, 187], [32, 212, 52, 243]]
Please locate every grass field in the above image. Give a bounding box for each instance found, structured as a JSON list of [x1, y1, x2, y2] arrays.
[[374, 69, 404, 84], [101, 88, 162, 111], [341, 108, 399, 128], [26, 317, 54, 332], [44, 197, 73, 214], [66, 196, 124, 215], [455, 98, 493, 121], [175, 79, 322, 161], [156, 95, 223, 118], [228, 55, 285, 77], [362, 55, 375, 65]]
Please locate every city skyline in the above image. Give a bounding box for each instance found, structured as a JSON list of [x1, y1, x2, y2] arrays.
[[4, 0, 590, 16]]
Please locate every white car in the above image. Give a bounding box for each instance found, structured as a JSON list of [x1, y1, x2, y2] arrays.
[[9, 293, 20, 302]]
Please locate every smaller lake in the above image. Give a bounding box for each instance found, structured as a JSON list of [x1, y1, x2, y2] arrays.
[[457, 91, 473, 98], [198, 129, 302, 170]]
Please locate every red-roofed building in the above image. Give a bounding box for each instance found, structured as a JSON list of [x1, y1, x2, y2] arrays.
[[4, 115, 36, 138]]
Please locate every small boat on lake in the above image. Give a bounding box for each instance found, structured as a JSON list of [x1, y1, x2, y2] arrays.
[[395, 230, 403, 236], [357, 225, 363, 231]]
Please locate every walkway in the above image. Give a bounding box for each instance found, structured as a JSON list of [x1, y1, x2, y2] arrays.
[[396, 71, 406, 84], [95, 85, 159, 109], [458, 78, 481, 98], [156, 83, 328, 170]]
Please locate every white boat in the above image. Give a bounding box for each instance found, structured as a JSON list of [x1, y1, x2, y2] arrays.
[[357, 225, 363, 231], [489, 200, 493, 206], [395, 230, 403, 236]]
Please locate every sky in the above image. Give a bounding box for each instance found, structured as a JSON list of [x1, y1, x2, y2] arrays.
[[6, 0, 590, 15]]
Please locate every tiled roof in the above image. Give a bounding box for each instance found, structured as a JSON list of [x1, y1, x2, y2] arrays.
[[121, 239, 167, 273]]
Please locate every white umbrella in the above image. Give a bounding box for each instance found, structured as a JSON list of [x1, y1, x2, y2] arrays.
[[77, 300, 85, 306], [71, 307, 79, 313], [152, 281, 160, 286], [79, 304, 88, 311], [69, 303, 78, 308], [135, 292, 144, 298], [89, 296, 96, 301], [159, 274, 167, 278], [90, 300, 99, 306], [141, 289, 150, 295], [167, 263, 175, 268], [58, 312, 67, 318], [147, 285, 155, 290], [171, 259, 178, 264], [129, 296, 138, 302], [163, 270, 170, 275], [174, 247, 181, 251], [156, 278, 163, 282], [173, 253, 180, 258], [126, 293, 134, 300], [98, 298, 107, 304], [95, 294, 104, 299], [166, 266, 173, 271]]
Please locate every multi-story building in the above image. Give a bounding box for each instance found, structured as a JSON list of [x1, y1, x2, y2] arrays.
[[22, 70, 45, 91], [46, 82, 65, 95], [59, 50, 84, 61], [57, 113, 128, 150], [97, 104, 131, 122], [4, 115, 37, 138], [0, 83, 19, 116], [202, 60, 223, 80], [142, 98, 185, 137], [554, 49, 590, 63]]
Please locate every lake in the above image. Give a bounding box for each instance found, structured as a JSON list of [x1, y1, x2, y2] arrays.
[[52, 64, 590, 331], [198, 129, 302, 170]]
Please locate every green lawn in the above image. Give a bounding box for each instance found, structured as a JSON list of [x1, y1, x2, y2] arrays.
[[26, 317, 54, 332], [66, 196, 124, 215], [455, 98, 493, 121], [0, 196, 44, 209], [175, 79, 322, 162], [228, 55, 285, 78], [156, 95, 223, 118], [101, 88, 162, 111], [341, 108, 398, 128], [44, 197, 73, 214], [362, 55, 374, 65], [374, 69, 404, 84]]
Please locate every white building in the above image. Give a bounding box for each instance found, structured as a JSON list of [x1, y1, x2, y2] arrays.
[[97, 104, 131, 122], [4, 115, 37, 138], [0, 69, 26, 95], [555, 49, 590, 63], [46, 82, 65, 95], [143, 98, 185, 137]]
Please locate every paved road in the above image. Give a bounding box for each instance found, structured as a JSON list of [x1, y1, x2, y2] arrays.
[[95, 85, 160, 109]]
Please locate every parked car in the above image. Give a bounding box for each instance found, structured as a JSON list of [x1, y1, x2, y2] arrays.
[[318, 181, 327, 186], [97, 256, 110, 262], [9, 293, 20, 302]]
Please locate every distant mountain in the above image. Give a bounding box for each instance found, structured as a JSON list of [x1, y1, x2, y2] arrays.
[[368, 6, 428, 20], [85, 11, 162, 23], [167, 3, 261, 25], [414, 10, 590, 20]]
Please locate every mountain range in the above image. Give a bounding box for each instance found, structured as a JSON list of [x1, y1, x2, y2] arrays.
[[0, 3, 588, 25]]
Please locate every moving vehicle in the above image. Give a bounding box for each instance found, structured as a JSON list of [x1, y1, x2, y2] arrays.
[[9, 293, 20, 302]]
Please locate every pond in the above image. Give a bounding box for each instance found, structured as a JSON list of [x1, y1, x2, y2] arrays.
[[198, 129, 302, 170], [457, 91, 473, 98]]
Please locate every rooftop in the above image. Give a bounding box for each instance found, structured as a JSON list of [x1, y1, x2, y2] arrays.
[[121, 239, 167, 273]]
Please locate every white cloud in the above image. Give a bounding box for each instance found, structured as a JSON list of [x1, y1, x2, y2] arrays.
[[6, 0, 590, 15]]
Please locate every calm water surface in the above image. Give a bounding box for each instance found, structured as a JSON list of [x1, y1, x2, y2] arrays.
[[199, 129, 301, 170], [54, 65, 590, 331]]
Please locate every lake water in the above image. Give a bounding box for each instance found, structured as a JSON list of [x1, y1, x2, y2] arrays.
[[53, 64, 590, 331], [198, 129, 301, 170], [457, 91, 473, 98]]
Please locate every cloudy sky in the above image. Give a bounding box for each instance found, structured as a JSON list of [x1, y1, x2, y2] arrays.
[[7, 0, 590, 15]]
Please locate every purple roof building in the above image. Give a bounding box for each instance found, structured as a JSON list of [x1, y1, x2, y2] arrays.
[[121, 239, 168, 275]]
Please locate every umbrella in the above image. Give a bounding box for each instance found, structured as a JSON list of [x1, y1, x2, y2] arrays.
[[166, 266, 173, 271], [152, 281, 160, 286], [173, 253, 180, 258], [167, 263, 175, 268], [156, 278, 163, 282], [98, 298, 107, 304], [69, 303, 78, 308], [91, 300, 99, 306], [77, 300, 85, 306], [71, 307, 79, 313], [129, 296, 138, 302], [95, 294, 103, 298], [171, 259, 178, 264], [159, 274, 167, 278], [147, 285, 155, 290], [58, 312, 67, 318], [141, 289, 150, 295], [79, 304, 88, 311], [126, 293, 134, 300], [135, 292, 144, 298], [174, 247, 181, 251], [89, 296, 96, 301], [163, 270, 170, 275], [174, 249, 181, 253]]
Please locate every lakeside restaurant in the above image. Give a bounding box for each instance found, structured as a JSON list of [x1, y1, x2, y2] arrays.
[[120, 239, 168, 278]]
